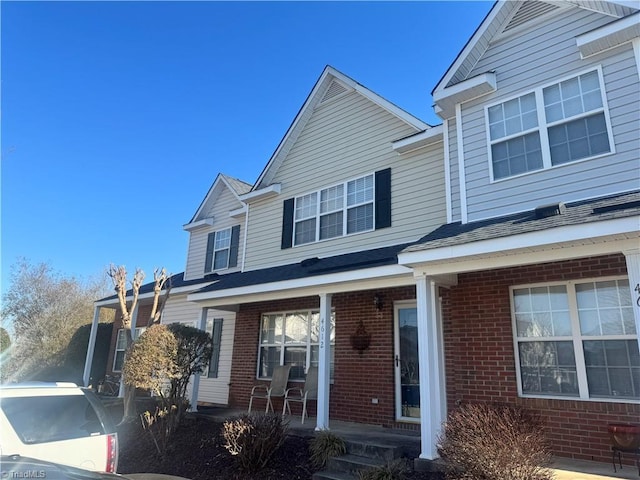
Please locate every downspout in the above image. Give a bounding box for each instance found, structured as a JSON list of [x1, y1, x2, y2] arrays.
[[455, 104, 468, 224], [241, 202, 249, 272], [443, 119, 452, 224]]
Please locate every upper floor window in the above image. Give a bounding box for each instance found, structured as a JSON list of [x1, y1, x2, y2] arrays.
[[294, 175, 374, 246], [487, 69, 613, 181], [205, 225, 240, 273], [281, 169, 391, 249], [511, 277, 638, 401]]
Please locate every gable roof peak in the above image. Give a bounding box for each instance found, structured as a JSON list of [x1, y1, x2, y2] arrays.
[[433, 0, 638, 96], [252, 65, 431, 190], [187, 172, 251, 226]]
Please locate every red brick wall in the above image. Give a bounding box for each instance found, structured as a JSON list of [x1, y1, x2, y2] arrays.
[[226, 254, 637, 462], [443, 254, 638, 463], [228, 287, 416, 427]]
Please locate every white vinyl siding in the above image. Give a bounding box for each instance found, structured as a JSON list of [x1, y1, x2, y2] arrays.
[[184, 186, 244, 281], [452, 7, 640, 222], [486, 68, 613, 181], [161, 296, 235, 405], [244, 91, 447, 270], [511, 277, 639, 402]]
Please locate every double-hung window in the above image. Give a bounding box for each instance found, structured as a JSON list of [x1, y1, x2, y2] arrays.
[[113, 327, 146, 372], [512, 278, 639, 401], [488, 68, 613, 181], [204, 225, 240, 273], [258, 310, 335, 381], [212, 228, 231, 270], [293, 174, 374, 246]]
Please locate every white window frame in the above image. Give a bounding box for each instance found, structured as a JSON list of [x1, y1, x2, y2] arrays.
[[510, 276, 639, 404], [209, 227, 232, 272], [257, 309, 335, 381], [486, 66, 615, 182], [112, 326, 147, 372], [293, 173, 375, 246]]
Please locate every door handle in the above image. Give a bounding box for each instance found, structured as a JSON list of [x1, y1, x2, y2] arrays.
[[395, 354, 399, 367]]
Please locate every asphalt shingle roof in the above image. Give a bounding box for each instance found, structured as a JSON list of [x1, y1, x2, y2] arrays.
[[402, 190, 640, 254], [98, 272, 212, 303], [194, 243, 412, 294]]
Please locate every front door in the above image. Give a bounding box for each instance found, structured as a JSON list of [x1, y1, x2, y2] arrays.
[[394, 302, 420, 422]]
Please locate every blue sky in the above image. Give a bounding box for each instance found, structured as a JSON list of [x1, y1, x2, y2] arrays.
[[1, 1, 492, 293]]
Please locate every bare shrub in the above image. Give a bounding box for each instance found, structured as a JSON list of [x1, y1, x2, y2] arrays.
[[309, 430, 347, 469], [221, 413, 287, 472], [437, 403, 552, 480]]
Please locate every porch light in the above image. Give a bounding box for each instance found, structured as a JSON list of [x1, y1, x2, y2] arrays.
[[373, 293, 384, 311]]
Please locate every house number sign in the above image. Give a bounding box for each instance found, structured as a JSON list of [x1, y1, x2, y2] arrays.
[[635, 283, 640, 307], [319, 315, 326, 349]]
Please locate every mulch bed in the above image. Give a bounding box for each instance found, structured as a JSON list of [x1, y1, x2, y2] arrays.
[[116, 414, 443, 480]]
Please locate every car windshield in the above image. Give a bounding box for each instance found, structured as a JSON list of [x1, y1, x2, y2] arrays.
[[1, 395, 107, 444]]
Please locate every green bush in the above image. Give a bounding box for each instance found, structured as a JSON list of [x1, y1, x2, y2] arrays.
[[309, 430, 346, 469], [123, 324, 179, 395], [437, 403, 552, 480], [165, 323, 213, 407], [221, 413, 287, 472]]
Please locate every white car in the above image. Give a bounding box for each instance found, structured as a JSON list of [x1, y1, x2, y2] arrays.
[[0, 382, 118, 473]]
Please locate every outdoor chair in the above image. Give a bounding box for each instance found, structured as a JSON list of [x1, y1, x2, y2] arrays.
[[248, 364, 291, 413], [282, 366, 318, 424]]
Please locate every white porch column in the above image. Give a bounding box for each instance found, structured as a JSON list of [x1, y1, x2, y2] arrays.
[[624, 249, 640, 354], [415, 274, 446, 460], [188, 308, 209, 412], [82, 306, 102, 387], [316, 293, 332, 431]]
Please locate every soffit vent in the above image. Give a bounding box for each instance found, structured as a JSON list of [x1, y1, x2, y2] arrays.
[[320, 80, 349, 104], [534, 202, 566, 219], [503, 1, 560, 32]]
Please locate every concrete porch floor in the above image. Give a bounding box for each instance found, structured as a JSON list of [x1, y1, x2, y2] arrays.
[[194, 406, 639, 480]]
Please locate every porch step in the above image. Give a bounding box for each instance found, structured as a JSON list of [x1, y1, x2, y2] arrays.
[[344, 439, 404, 461], [312, 438, 409, 480], [327, 454, 385, 475]]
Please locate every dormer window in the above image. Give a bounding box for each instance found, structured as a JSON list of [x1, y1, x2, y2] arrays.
[[487, 68, 613, 181], [205, 225, 240, 273], [281, 169, 391, 249]]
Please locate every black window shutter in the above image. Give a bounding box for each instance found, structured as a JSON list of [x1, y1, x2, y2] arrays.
[[208, 318, 224, 378], [228, 225, 240, 268], [375, 168, 391, 229], [204, 232, 216, 273], [281, 198, 294, 249]]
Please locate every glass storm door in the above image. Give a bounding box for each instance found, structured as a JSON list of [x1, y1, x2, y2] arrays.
[[394, 303, 420, 422]]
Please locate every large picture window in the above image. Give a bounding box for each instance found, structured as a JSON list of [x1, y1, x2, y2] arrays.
[[294, 174, 374, 246], [487, 68, 613, 181], [512, 278, 639, 401], [258, 310, 335, 381]]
